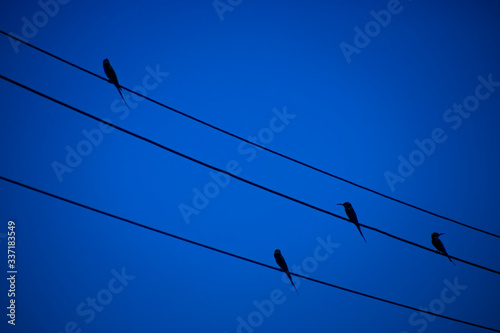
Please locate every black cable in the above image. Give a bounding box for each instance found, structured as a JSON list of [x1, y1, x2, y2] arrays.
[[0, 175, 498, 332], [1, 73, 499, 277], [1, 30, 498, 240]]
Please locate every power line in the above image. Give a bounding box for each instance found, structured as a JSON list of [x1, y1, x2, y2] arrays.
[[1, 73, 499, 277], [0, 175, 498, 333], [1, 30, 498, 240]]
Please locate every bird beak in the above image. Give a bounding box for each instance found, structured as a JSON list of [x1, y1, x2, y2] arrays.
[[337, 203, 343, 206], [439, 233, 445, 236]]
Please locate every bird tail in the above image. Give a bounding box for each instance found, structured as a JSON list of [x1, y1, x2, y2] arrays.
[[360, 231, 367, 243], [116, 86, 130, 109], [287, 272, 299, 295], [448, 256, 456, 266], [356, 225, 367, 243]]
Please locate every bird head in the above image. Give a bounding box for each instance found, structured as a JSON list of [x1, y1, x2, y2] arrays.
[[274, 249, 281, 255], [103, 58, 110, 65], [431, 232, 444, 239], [337, 202, 352, 209]]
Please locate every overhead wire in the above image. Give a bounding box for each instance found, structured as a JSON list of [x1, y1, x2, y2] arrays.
[[1, 30, 498, 240], [0, 175, 498, 333], [1, 73, 499, 277]]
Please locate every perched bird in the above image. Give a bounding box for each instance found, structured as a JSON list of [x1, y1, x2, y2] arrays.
[[337, 202, 367, 243], [274, 249, 298, 294], [431, 232, 455, 265], [103, 58, 128, 106]]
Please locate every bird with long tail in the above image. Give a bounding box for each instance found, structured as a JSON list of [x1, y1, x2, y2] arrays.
[[274, 249, 298, 295], [337, 202, 367, 243], [103, 58, 129, 107], [431, 232, 455, 265]]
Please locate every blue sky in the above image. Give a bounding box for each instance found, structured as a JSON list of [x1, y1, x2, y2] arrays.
[[1, 0, 500, 332]]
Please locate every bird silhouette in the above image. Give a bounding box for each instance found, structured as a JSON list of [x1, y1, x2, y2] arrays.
[[274, 249, 298, 294], [337, 202, 367, 242], [431, 232, 455, 265], [103, 58, 128, 107]]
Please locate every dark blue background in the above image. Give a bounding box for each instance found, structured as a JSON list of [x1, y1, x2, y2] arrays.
[[1, 0, 500, 332]]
